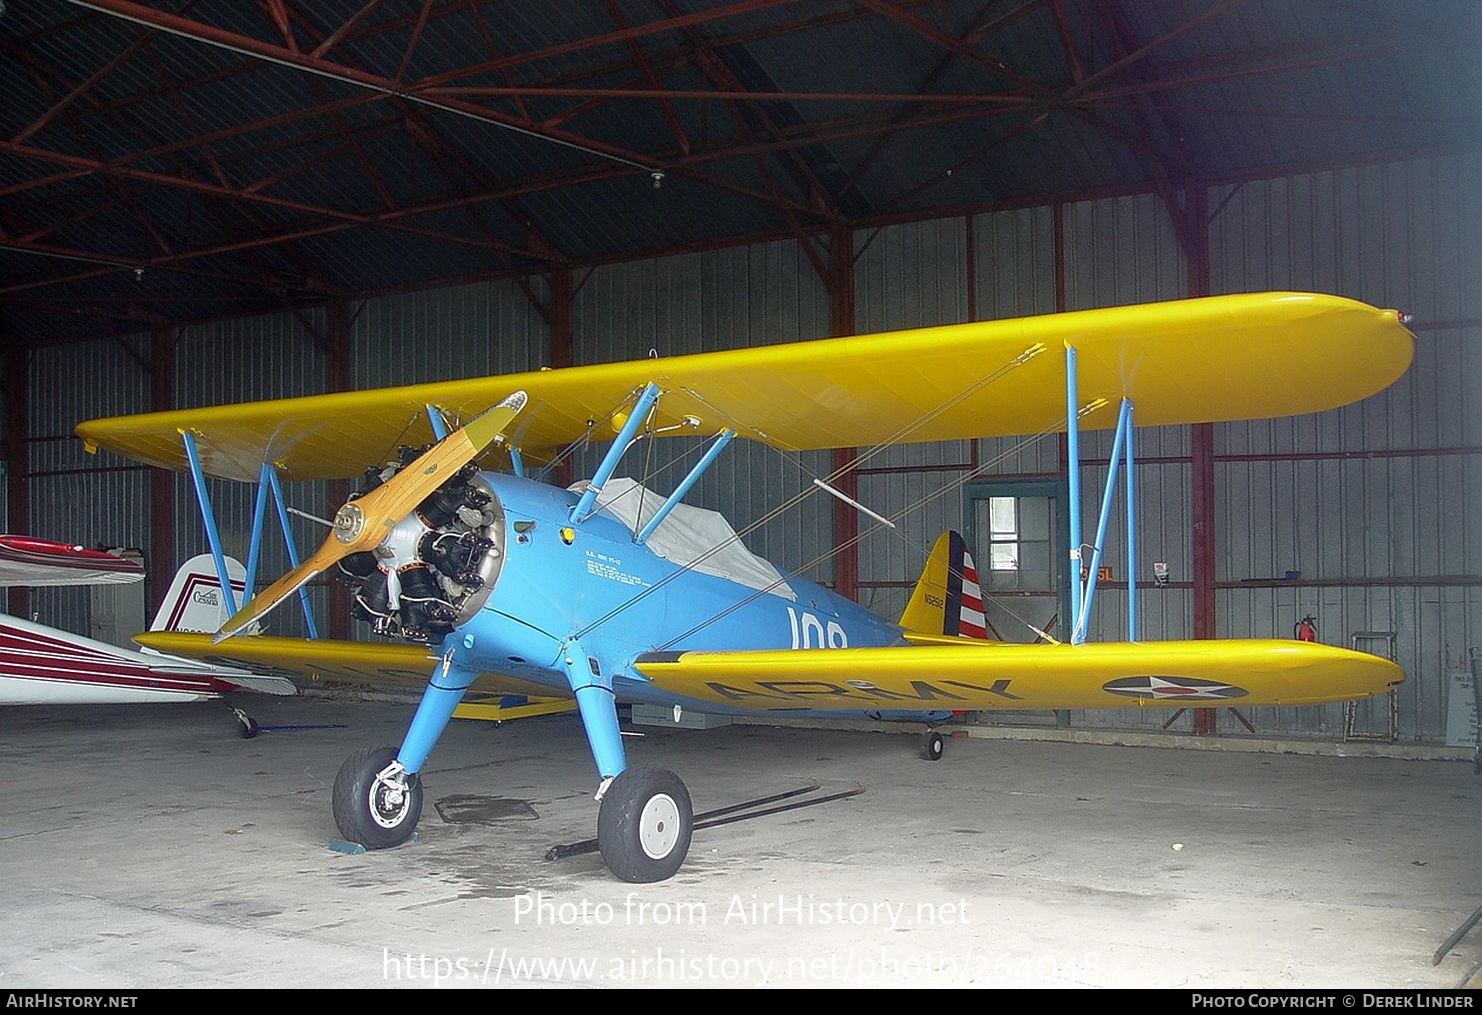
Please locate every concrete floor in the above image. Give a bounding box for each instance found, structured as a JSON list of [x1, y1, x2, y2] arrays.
[[3, 697, 1481, 989]]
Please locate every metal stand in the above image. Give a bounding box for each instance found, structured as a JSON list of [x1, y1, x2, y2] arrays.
[[1471, 649, 1482, 776], [1435, 900, 1482, 966], [1428, 650, 1482, 967], [1342, 631, 1398, 743]]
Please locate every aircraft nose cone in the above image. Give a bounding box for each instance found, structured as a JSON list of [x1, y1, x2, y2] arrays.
[[333, 502, 364, 543]]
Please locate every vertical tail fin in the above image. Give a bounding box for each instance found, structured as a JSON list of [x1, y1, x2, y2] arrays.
[[899, 531, 989, 638], [149, 553, 252, 634]]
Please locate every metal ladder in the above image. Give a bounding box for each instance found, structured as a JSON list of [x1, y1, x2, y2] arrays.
[[1342, 631, 1398, 743]]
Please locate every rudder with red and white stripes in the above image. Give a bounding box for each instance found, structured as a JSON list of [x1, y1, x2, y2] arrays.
[[899, 531, 992, 639], [952, 534, 988, 639]]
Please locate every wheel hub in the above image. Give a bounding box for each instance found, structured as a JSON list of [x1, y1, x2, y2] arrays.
[[638, 793, 681, 860], [369, 763, 412, 829]]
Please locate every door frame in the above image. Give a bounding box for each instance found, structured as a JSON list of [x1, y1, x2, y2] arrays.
[[962, 477, 1071, 643]]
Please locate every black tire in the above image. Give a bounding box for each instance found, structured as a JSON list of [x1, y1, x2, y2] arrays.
[[597, 767, 693, 883], [921, 729, 945, 761], [237, 714, 260, 739], [332, 745, 423, 850]]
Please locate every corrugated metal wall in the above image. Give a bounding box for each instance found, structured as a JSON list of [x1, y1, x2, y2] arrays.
[[26, 338, 151, 633], [24, 154, 1476, 741], [170, 310, 329, 639], [854, 218, 972, 619], [1205, 154, 1482, 741], [352, 278, 548, 388]]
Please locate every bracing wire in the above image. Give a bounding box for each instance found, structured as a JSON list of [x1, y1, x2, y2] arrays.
[[655, 410, 1089, 648], [570, 347, 1069, 643]]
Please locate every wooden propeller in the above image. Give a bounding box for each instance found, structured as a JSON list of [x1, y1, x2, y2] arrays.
[[212, 391, 527, 644]]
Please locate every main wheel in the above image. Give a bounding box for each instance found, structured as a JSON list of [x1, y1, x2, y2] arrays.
[[332, 745, 423, 850], [597, 767, 693, 883], [921, 729, 945, 761]]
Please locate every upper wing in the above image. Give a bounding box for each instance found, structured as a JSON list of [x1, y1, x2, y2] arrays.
[[135, 631, 570, 700], [76, 293, 1411, 481], [632, 640, 1403, 710], [0, 535, 144, 588]]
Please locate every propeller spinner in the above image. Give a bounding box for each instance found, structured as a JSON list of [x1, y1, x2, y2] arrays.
[[212, 391, 527, 644]]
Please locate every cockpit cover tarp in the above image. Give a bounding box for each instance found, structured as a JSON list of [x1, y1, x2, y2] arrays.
[[576, 477, 796, 600]]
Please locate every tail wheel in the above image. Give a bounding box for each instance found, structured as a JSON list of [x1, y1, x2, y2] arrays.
[[597, 767, 693, 883], [332, 745, 423, 849], [921, 729, 945, 761], [233, 709, 260, 739]]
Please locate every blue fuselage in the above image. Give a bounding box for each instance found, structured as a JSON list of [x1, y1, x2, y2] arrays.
[[450, 472, 904, 714]]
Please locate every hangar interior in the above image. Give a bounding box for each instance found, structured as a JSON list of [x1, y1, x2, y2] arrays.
[[2, 2, 1479, 744]]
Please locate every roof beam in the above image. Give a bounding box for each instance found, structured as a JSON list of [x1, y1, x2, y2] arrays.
[[18, 0, 917, 145], [876, 110, 1049, 212], [604, 0, 691, 155], [0, 95, 388, 197], [14, 54, 177, 259], [1048, 0, 1083, 85], [60, 0, 658, 173], [11, 24, 158, 144], [1083, 25, 1482, 101], [1067, 0, 1254, 97], [396, 0, 436, 84], [852, 0, 1054, 98], [1093, 4, 1203, 258], [840, 0, 1045, 201], [310, 0, 388, 59], [0, 237, 324, 296], [411, 0, 811, 86], [60, 0, 839, 226], [0, 140, 539, 262], [281, 3, 570, 279], [653, 0, 840, 218]]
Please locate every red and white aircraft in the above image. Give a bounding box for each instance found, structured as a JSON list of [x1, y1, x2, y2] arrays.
[[0, 536, 294, 705]]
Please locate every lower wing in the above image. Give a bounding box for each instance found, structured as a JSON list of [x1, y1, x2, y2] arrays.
[[633, 640, 1403, 711], [136, 631, 570, 701]]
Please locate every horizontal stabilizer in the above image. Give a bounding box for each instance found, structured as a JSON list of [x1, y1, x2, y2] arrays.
[[0, 536, 143, 588]]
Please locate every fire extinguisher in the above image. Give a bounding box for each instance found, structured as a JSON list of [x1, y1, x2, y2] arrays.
[[1294, 614, 1318, 642]]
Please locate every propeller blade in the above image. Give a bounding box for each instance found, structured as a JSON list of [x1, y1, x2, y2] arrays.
[[212, 391, 527, 643]]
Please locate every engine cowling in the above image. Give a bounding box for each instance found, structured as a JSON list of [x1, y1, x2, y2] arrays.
[[335, 452, 504, 643]]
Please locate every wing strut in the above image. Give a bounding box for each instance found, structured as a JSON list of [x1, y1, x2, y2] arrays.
[[181, 429, 239, 618], [635, 429, 735, 544], [264, 464, 320, 638], [234, 460, 321, 638], [1064, 342, 1138, 645], [570, 382, 661, 525]]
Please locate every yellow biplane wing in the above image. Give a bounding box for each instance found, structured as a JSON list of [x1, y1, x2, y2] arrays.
[[633, 640, 1404, 711], [76, 292, 1411, 481], [136, 631, 568, 702]]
